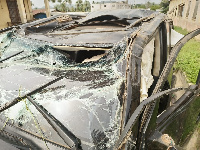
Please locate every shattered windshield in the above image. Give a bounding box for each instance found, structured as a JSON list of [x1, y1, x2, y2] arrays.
[[0, 30, 127, 149]]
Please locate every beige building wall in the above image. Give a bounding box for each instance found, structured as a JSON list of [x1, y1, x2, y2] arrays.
[[23, 0, 33, 21], [17, 0, 27, 23], [168, 0, 200, 40], [0, 0, 49, 29], [91, 4, 101, 12], [116, 2, 130, 9], [0, 0, 11, 29], [27, 0, 33, 19], [44, 0, 50, 17]]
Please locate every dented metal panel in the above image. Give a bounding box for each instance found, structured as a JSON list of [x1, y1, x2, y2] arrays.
[[0, 9, 164, 149]]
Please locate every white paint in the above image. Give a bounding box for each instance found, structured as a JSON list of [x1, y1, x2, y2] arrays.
[[167, 29, 184, 47], [140, 38, 155, 102]]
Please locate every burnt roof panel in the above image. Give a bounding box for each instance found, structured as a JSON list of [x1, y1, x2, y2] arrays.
[[79, 9, 157, 23], [62, 30, 133, 44]]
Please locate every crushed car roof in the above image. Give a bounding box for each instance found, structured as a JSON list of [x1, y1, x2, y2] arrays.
[[0, 9, 167, 149]]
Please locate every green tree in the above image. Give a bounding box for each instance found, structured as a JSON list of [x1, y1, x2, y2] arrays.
[[60, 2, 68, 12], [51, 0, 72, 12], [49, 0, 56, 3], [83, 0, 91, 12], [150, 4, 161, 11], [134, 4, 146, 9], [160, 0, 170, 14], [76, 0, 83, 12], [64, 0, 72, 12], [146, 1, 151, 9], [54, 4, 60, 11], [70, 6, 75, 12]]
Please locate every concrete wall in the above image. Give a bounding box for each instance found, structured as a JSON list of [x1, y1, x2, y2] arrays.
[[91, 2, 130, 12], [168, 0, 200, 40], [91, 4, 101, 12], [116, 3, 130, 9], [0, 0, 11, 29]]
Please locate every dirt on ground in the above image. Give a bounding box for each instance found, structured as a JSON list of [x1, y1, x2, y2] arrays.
[[183, 129, 200, 150], [171, 70, 189, 104]]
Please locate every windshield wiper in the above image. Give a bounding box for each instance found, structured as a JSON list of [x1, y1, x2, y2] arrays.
[[27, 96, 82, 150], [0, 50, 24, 63]]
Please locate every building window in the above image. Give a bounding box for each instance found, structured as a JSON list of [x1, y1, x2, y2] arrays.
[[104, 5, 106, 7], [186, 1, 191, 18], [178, 4, 185, 17], [112, 5, 115, 7], [92, 6, 94, 8], [192, 0, 199, 20], [174, 8, 177, 16]]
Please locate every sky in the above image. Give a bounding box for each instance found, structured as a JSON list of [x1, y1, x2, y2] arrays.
[[31, 0, 162, 8]]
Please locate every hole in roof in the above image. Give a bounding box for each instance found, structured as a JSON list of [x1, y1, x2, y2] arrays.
[[82, 15, 130, 27], [53, 46, 108, 63], [85, 15, 119, 22]]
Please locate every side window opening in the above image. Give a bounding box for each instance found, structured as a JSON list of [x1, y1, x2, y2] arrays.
[[140, 38, 155, 102], [140, 26, 170, 114], [140, 28, 163, 102]]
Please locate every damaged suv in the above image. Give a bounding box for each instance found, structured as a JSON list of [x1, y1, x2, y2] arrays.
[[0, 9, 199, 150]]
